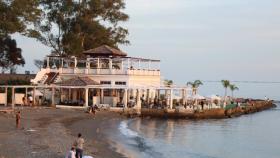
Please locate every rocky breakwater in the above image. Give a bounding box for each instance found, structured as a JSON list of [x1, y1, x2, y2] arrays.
[[138, 101, 276, 119], [225, 100, 276, 118]]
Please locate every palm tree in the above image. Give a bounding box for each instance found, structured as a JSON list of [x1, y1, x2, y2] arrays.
[[221, 80, 230, 101], [164, 79, 173, 87], [187, 80, 203, 95], [229, 84, 239, 98]]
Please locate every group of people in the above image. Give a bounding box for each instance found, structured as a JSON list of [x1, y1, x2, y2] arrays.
[[65, 133, 85, 158], [22, 95, 34, 106]]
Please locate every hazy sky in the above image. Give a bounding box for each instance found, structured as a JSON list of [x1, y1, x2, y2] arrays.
[[14, 0, 280, 99]]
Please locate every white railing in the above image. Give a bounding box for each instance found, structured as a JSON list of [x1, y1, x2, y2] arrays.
[[74, 68, 86, 74], [127, 69, 160, 76], [47, 67, 160, 76], [61, 68, 74, 74]]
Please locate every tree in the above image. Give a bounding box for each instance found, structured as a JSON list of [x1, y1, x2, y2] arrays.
[[0, 0, 41, 36], [29, 0, 129, 56], [0, 36, 25, 73], [164, 79, 173, 87], [229, 84, 239, 98], [34, 59, 44, 70], [221, 80, 230, 101], [0, 0, 41, 72], [187, 80, 203, 95]]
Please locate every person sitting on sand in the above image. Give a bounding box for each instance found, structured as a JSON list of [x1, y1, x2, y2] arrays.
[[65, 147, 76, 158], [73, 133, 85, 158], [16, 111, 21, 129]]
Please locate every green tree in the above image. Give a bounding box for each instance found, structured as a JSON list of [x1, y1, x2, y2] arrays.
[[164, 79, 173, 87], [229, 84, 239, 98], [187, 80, 203, 95], [0, 36, 25, 73], [0, 0, 41, 72], [30, 0, 129, 56], [221, 80, 230, 100]]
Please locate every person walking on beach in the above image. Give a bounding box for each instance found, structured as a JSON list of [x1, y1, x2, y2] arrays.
[[65, 147, 76, 158], [73, 133, 85, 158], [16, 111, 21, 129]]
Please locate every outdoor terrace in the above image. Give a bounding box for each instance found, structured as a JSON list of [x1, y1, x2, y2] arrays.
[[43, 56, 161, 76]]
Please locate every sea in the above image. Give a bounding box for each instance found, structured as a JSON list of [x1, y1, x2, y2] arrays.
[[111, 102, 280, 158]]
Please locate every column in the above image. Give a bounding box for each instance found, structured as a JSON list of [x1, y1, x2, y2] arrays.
[[146, 89, 150, 104], [123, 89, 128, 108], [182, 89, 186, 105], [51, 87, 55, 107], [11, 87, 15, 109], [97, 58, 100, 74], [170, 89, 173, 109], [47, 57, 50, 68], [100, 89, 104, 104], [109, 58, 113, 70], [165, 89, 169, 106], [61, 58, 64, 68], [5, 87, 8, 106], [25, 88, 28, 99], [74, 57, 77, 68], [84, 88, 89, 107], [136, 89, 142, 109], [33, 87, 36, 106]]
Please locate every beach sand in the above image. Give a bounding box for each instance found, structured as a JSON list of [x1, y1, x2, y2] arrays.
[[0, 107, 126, 158]]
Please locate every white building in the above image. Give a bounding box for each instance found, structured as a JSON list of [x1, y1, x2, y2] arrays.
[[1, 45, 189, 109]]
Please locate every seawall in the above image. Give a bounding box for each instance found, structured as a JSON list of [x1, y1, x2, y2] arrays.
[[124, 101, 276, 119]]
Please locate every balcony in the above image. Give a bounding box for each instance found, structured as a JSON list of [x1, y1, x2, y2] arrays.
[[53, 68, 160, 76], [44, 56, 161, 76]]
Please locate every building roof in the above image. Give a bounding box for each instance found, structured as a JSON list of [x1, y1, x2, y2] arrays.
[[83, 45, 127, 57], [57, 76, 99, 86]]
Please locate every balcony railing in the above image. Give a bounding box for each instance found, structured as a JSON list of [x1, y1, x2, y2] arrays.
[[52, 68, 160, 76]]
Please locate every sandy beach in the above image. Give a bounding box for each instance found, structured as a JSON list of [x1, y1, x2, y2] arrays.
[[0, 107, 126, 158]]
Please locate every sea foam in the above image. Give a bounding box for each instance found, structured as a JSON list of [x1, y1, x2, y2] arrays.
[[119, 121, 139, 138]]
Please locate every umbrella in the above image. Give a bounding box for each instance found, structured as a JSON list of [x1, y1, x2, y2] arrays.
[[209, 95, 221, 100], [191, 94, 205, 100], [28, 90, 43, 96]]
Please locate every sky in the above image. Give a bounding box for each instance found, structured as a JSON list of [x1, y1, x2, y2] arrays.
[[13, 0, 280, 99]]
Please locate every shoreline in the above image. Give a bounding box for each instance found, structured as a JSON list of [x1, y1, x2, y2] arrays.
[[0, 100, 276, 158], [0, 108, 128, 158]]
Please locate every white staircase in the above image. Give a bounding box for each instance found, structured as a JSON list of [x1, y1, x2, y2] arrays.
[[31, 69, 48, 85]]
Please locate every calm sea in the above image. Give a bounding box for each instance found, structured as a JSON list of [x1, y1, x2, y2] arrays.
[[114, 103, 280, 158]]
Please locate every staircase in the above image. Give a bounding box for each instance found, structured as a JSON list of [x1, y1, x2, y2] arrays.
[[44, 72, 59, 85], [31, 69, 47, 84]]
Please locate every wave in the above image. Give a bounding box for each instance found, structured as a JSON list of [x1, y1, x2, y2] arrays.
[[118, 120, 164, 158], [119, 120, 139, 138]]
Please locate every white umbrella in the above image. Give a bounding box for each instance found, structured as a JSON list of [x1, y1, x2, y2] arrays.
[[209, 95, 221, 101], [191, 94, 205, 100], [28, 90, 43, 96]]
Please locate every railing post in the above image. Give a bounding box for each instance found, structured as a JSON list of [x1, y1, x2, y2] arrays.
[[11, 87, 15, 109], [5, 87, 8, 106]]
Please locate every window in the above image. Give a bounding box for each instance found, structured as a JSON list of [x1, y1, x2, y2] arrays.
[[100, 81, 111, 85], [115, 81, 126, 85]]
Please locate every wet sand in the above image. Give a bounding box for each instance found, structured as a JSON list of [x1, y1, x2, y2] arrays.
[[0, 107, 126, 158]]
